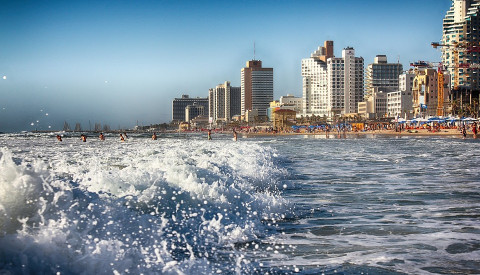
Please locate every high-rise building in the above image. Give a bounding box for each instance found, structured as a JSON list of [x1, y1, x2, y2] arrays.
[[301, 41, 332, 117], [441, 0, 480, 90], [241, 60, 274, 117], [327, 47, 364, 115], [172, 95, 209, 122], [365, 55, 403, 98], [208, 81, 241, 123]]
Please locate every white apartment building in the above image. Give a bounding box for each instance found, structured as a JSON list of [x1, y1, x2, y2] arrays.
[[302, 47, 329, 117], [387, 72, 415, 118], [327, 47, 364, 116], [208, 81, 241, 123]]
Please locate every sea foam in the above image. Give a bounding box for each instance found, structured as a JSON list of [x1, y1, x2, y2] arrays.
[[0, 136, 289, 274]]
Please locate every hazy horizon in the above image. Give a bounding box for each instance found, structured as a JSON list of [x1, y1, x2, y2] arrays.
[[1, 0, 452, 132]]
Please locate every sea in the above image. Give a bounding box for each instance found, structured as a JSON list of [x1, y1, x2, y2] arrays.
[[0, 132, 479, 275]]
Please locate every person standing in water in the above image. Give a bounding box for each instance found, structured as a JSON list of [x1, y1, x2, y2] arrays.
[[472, 122, 478, 139], [462, 124, 467, 139], [81, 134, 87, 142], [152, 132, 157, 140], [99, 133, 105, 141], [120, 133, 125, 142], [207, 129, 212, 140], [56, 135, 62, 142], [233, 129, 237, 141]]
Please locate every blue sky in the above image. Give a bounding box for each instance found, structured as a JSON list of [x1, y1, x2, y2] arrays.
[[0, 0, 452, 132]]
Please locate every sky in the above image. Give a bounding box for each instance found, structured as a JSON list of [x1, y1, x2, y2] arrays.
[[0, 0, 453, 132]]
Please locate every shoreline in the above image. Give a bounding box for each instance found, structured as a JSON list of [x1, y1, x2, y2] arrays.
[[238, 128, 472, 138]]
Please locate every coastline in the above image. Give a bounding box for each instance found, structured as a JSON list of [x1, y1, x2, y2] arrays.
[[239, 128, 471, 138]]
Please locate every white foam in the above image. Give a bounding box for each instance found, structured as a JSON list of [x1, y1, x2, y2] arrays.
[[0, 136, 289, 274]]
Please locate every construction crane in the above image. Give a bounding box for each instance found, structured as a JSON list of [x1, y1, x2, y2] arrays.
[[431, 41, 480, 89], [431, 42, 466, 91], [437, 64, 445, 116]]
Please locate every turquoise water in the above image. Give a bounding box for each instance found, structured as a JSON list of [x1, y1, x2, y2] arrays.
[[0, 133, 479, 274]]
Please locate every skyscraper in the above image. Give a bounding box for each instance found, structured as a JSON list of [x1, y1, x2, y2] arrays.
[[208, 81, 241, 123], [327, 47, 364, 115], [365, 55, 403, 98], [302, 42, 364, 117], [241, 60, 274, 117], [441, 0, 480, 90], [301, 41, 332, 117]]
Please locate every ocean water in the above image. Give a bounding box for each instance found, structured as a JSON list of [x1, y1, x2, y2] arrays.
[[0, 133, 479, 274]]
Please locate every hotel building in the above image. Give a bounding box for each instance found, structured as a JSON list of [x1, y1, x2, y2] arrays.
[[241, 60, 274, 118], [301, 41, 332, 117], [365, 55, 403, 98], [387, 72, 415, 118], [327, 47, 364, 116], [302, 41, 364, 118], [172, 95, 209, 122], [208, 81, 241, 123], [441, 0, 480, 90]]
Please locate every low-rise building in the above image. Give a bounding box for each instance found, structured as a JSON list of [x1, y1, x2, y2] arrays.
[[358, 88, 388, 119], [273, 109, 296, 131], [412, 68, 450, 117], [185, 104, 205, 123], [172, 95, 209, 122]]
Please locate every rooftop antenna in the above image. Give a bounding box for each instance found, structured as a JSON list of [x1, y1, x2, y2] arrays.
[[254, 41, 256, 60]]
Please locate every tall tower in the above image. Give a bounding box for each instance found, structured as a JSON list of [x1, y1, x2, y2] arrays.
[[302, 41, 333, 117], [327, 47, 364, 116], [208, 81, 241, 123], [241, 60, 274, 117], [441, 0, 480, 90]]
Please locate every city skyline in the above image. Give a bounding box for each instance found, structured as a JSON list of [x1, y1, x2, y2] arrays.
[[0, 0, 452, 132]]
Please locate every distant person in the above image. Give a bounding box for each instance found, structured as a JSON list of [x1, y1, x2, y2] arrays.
[[81, 134, 87, 142], [56, 135, 62, 142], [152, 132, 157, 140], [233, 129, 237, 141], [462, 125, 467, 139], [123, 132, 128, 139], [120, 133, 125, 142], [207, 129, 212, 140], [99, 133, 105, 141], [472, 122, 478, 139]]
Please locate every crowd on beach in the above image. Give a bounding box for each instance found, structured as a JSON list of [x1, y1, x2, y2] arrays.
[[54, 121, 479, 142]]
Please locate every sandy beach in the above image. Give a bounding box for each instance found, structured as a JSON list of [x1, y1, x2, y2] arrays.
[[240, 128, 473, 138]]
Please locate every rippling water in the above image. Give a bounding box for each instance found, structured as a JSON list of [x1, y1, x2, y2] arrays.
[[0, 133, 479, 274]]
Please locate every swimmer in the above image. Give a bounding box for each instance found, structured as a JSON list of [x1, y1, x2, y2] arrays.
[[81, 134, 87, 142], [207, 129, 212, 140], [56, 135, 62, 142], [120, 133, 125, 142], [152, 132, 157, 140], [99, 133, 105, 141]]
